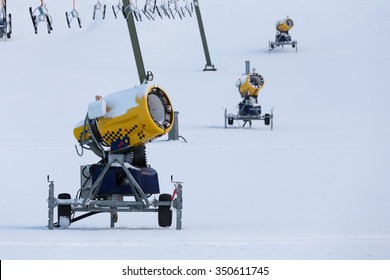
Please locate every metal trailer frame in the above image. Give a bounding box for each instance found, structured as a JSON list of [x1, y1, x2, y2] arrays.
[[224, 107, 274, 129], [269, 32, 297, 53], [47, 154, 183, 230]]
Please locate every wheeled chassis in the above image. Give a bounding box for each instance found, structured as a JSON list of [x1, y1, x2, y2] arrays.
[[47, 154, 183, 230], [269, 38, 297, 52], [224, 107, 274, 129]]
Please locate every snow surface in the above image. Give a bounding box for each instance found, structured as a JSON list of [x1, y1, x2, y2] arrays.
[[0, 0, 390, 260]]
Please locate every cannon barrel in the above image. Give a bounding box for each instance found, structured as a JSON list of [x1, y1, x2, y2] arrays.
[[74, 83, 174, 155]]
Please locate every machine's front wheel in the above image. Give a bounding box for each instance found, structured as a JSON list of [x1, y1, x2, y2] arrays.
[[158, 194, 172, 227], [57, 193, 72, 228]]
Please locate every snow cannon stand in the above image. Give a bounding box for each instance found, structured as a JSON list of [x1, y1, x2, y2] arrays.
[[269, 17, 297, 52], [47, 158, 183, 230]]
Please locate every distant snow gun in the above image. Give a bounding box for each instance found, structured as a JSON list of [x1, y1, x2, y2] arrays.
[[29, 0, 53, 34], [0, 0, 12, 40], [47, 80, 184, 230], [269, 17, 297, 52], [224, 63, 273, 129]]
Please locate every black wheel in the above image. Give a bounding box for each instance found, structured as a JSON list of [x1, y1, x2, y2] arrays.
[[57, 193, 72, 228], [158, 194, 172, 227], [228, 117, 234, 125], [264, 114, 271, 126]]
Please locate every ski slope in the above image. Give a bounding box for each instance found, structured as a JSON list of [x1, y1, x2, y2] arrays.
[[0, 0, 390, 259]]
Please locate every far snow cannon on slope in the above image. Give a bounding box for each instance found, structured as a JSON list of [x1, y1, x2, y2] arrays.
[[269, 17, 297, 52], [47, 82, 184, 230], [224, 67, 273, 129]]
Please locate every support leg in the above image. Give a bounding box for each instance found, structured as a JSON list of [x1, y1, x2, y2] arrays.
[[47, 179, 55, 230]]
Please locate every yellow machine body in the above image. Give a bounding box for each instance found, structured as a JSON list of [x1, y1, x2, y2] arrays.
[[74, 84, 174, 153], [237, 73, 265, 98], [276, 18, 294, 33]]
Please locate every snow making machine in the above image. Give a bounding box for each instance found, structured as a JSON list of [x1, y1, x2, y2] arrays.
[[224, 68, 273, 129], [47, 82, 183, 229], [269, 17, 297, 52], [0, 0, 11, 39]]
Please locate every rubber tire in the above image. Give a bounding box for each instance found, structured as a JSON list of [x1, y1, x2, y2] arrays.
[[228, 117, 234, 125], [158, 194, 172, 227], [264, 114, 271, 126], [58, 193, 72, 227]]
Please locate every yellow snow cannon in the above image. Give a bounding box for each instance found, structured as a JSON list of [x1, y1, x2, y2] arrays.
[[73, 83, 174, 156], [276, 17, 294, 33], [235, 70, 265, 99], [269, 17, 297, 52]]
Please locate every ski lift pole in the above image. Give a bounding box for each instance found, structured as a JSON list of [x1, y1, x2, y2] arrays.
[[122, 0, 147, 84], [193, 0, 216, 71]]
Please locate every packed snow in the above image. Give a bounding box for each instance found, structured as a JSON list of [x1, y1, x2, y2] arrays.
[[0, 0, 389, 260]]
